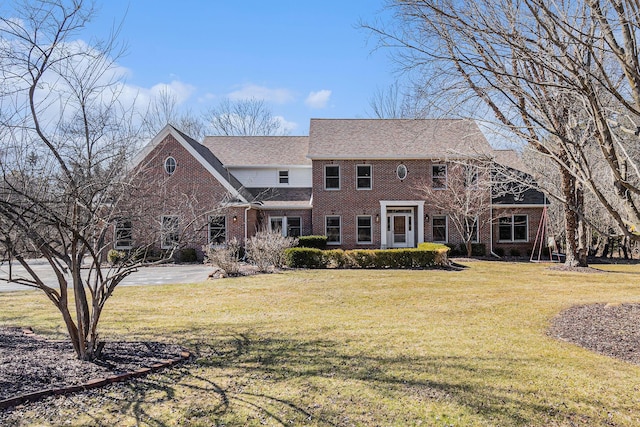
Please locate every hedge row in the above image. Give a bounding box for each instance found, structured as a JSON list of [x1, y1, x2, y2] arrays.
[[284, 243, 449, 269]]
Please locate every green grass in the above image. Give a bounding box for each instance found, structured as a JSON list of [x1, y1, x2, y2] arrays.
[[3, 261, 640, 426]]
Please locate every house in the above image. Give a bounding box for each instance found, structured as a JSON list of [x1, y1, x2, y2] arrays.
[[121, 119, 546, 258]]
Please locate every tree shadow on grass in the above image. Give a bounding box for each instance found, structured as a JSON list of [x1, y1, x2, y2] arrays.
[[52, 330, 610, 426], [151, 331, 600, 426]]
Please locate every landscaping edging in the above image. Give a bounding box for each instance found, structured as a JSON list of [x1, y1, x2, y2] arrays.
[[0, 328, 191, 410]]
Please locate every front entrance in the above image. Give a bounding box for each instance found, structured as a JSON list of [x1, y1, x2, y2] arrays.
[[386, 211, 414, 248]]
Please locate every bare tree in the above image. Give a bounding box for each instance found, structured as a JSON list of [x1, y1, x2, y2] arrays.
[[205, 97, 289, 136], [367, 0, 640, 266], [0, 0, 168, 361], [143, 87, 205, 141]]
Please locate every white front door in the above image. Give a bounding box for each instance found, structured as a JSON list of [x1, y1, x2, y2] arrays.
[[386, 213, 414, 248]]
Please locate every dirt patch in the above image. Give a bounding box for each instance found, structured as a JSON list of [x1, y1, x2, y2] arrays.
[[0, 327, 187, 402], [546, 265, 606, 273], [548, 303, 640, 365]]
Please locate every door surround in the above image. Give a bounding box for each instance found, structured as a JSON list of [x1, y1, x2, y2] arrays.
[[379, 201, 425, 249]]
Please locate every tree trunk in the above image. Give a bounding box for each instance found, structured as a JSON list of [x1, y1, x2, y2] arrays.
[[561, 168, 587, 267]]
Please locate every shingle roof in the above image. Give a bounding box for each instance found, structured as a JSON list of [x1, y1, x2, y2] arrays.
[[307, 119, 494, 159], [201, 136, 311, 167], [492, 149, 530, 174], [171, 126, 254, 201]]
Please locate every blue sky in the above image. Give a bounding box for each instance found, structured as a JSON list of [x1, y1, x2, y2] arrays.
[[88, 1, 396, 135]]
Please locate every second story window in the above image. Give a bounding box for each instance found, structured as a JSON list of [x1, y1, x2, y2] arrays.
[[432, 164, 447, 189], [325, 165, 340, 190], [278, 170, 289, 184], [356, 164, 372, 190]]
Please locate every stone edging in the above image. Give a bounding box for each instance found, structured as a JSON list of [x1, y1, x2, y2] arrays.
[[0, 328, 191, 410]]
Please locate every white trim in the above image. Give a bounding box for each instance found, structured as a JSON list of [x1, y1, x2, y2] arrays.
[[254, 204, 313, 210], [307, 154, 483, 160], [355, 164, 372, 190], [432, 163, 447, 190], [432, 215, 448, 243], [325, 215, 342, 245], [356, 215, 373, 244], [497, 214, 529, 243], [225, 164, 312, 169], [128, 125, 248, 203], [324, 164, 341, 190], [379, 201, 425, 249], [491, 204, 547, 208]]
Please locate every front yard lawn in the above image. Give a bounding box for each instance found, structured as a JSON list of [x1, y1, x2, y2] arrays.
[[2, 261, 640, 426]]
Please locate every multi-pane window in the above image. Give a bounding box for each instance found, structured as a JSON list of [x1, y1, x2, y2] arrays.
[[325, 216, 341, 244], [432, 164, 447, 189], [114, 218, 133, 249], [270, 216, 302, 237], [356, 165, 372, 190], [286, 217, 302, 237], [357, 215, 372, 244], [209, 215, 226, 246], [161, 215, 179, 249], [270, 217, 284, 234], [278, 170, 289, 184], [464, 164, 479, 188], [466, 216, 479, 242], [325, 165, 340, 190], [432, 216, 448, 242], [499, 215, 528, 242]]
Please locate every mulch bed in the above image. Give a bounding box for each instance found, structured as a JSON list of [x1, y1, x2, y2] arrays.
[[0, 327, 188, 403], [548, 303, 640, 365]]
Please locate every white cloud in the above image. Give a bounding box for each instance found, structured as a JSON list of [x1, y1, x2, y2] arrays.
[[275, 116, 298, 133], [228, 84, 295, 104], [305, 90, 332, 109]]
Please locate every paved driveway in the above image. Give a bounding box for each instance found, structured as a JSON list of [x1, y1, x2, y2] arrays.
[[0, 260, 213, 292]]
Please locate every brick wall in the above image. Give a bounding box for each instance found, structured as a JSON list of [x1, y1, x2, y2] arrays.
[[122, 134, 246, 252]]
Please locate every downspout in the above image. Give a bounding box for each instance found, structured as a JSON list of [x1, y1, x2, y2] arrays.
[[244, 206, 251, 244]]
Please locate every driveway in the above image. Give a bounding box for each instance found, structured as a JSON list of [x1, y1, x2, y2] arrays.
[[0, 260, 213, 292]]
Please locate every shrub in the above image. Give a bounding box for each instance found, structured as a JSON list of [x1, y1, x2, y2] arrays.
[[510, 248, 521, 257], [471, 243, 486, 257], [446, 243, 461, 256], [494, 247, 505, 257], [284, 247, 327, 268], [246, 231, 298, 272], [324, 249, 353, 268], [349, 250, 377, 268], [297, 235, 327, 250], [178, 247, 198, 263], [107, 249, 125, 265], [204, 238, 242, 276]]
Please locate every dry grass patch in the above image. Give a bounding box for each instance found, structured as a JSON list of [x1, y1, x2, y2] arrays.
[[1, 262, 640, 425]]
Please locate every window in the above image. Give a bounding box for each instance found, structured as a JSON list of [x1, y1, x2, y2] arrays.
[[325, 165, 340, 190], [270, 217, 283, 234], [269, 216, 302, 237], [325, 216, 341, 244], [161, 215, 179, 249], [464, 164, 479, 188], [356, 165, 372, 190], [432, 216, 448, 242], [499, 215, 528, 242], [286, 217, 302, 237], [357, 215, 372, 244], [278, 170, 289, 184], [432, 164, 447, 189], [466, 216, 479, 243], [397, 164, 408, 180], [114, 218, 132, 249], [164, 157, 176, 175], [209, 215, 226, 246]]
